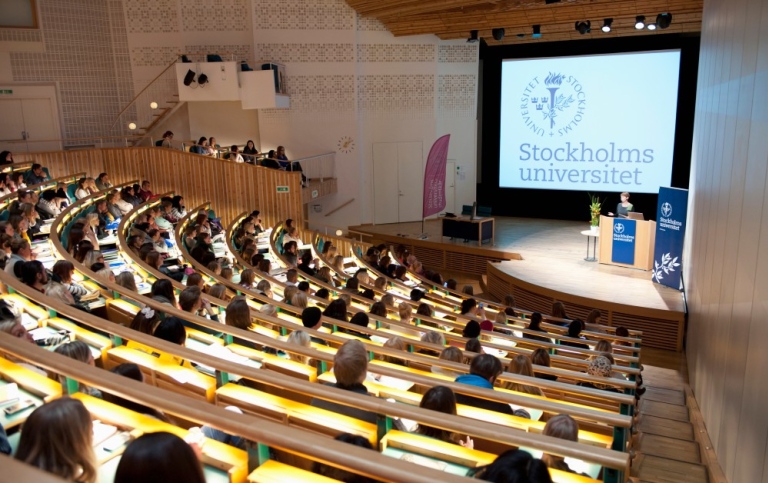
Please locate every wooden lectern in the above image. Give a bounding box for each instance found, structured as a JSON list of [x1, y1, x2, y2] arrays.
[[598, 215, 656, 270]]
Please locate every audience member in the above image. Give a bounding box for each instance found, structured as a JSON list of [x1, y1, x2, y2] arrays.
[[454, 354, 513, 414], [115, 432, 205, 483], [416, 386, 473, 448]]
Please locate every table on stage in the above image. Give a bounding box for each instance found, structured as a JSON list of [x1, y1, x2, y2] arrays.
[[439, 216, 495, 246], [580, 229, 599, 262]]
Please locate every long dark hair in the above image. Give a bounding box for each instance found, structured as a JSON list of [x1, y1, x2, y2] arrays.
[[115, 432, 204, 483], [471, 449, 553, 482], [416, 386, 458, 443]]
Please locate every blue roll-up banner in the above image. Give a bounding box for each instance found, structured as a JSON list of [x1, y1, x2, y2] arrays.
[[611, 219, 636, 265], [652, 187, 688, 290]]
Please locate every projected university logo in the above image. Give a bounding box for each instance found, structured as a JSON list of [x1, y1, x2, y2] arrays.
[[520, 72, 586, 137]]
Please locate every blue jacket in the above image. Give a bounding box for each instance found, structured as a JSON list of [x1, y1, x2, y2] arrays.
[[454, 374, 513, 415], [455, 373, 494, 389]]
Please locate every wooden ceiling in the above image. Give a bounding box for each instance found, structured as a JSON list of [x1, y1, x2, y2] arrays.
[[346, 0, 704, 45]]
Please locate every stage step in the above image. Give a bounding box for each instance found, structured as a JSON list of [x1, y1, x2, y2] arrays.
[[630, 349, 711, 483]]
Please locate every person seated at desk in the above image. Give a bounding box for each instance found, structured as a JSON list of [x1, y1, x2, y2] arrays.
[[298, 251, 317, 277], [115, 432, 205, 483], [179, 286, 220, 326], [323, 298, 348, 322], [52, 341, 102, 398], [5, 238, 32, 278], [310, 339, 378, 424], [347, 312, 371, 340], [15, 397, 98, 483], [286, 330, 313, 366], [260, 151, 281, 170], [531, 348, 558, 382], [95, 172, 113, 191], [138, 180, 154, 202], [152, 316, 192, 367], [608, 191, 634, 218], [540, 414, 590, 477], [228, 144, 244, 163], [416, 386, 474, 448], [560, 319, 589, 349], [284, 268, 298, 286], [8, 190, 33, 218], [224, 296, 257, 348], [579, 355, 620, 393], [104, 363, 170, 422], [47, 260, 86, 306], [504, 355, 544, 396], [0, 233, 11, 269], [21, 260, 48, 293], [301, 306, 327, 346], [37, 189, 64, 219], [470, 449, 552, 483], [146, 250, 184, 282], [313, 433, 376, 483], [242, 140, 259, 163], [454, 354, 514, 415], [25, 163, 48, 185], [283, 240, 299, 267], [131, 306, 162, 335], [460, 298, 487, 321], [523, 312, 551, 344]]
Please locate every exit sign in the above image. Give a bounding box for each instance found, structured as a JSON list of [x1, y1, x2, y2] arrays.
[[0, 90, 12, 95], [276, 186, 289, 193]]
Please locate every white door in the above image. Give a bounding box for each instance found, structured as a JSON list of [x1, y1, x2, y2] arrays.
[[445, 160, 456, 215], [397, 141, 423, 223], [0, 100, 25, 153], [21, 98, 61, 152], [373, 143, 399, 224]]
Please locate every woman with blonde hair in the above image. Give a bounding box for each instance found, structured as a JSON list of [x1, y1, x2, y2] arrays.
[[52, 341, 102, 398], [505, 354, 544, 396], [431, 346, 464, 379], [291, 290, 308, 309], [15, 397, 98, 483], [380, 336, 408, 366], [316, 266, 335, 287], [115, 271, 138, 292], [286, 330, 312, 365], [332, 254, 345, 271], [283, 285, 299, 305]]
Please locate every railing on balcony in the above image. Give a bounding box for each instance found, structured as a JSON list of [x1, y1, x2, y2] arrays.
[[110, 57, 181, 142]]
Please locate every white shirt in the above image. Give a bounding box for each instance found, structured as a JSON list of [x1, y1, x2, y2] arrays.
[[231, 153, 244, 163], [75, 188, 90, 200]]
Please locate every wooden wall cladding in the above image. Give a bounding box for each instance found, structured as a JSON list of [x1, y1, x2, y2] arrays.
[[21, 148, 303, 228], [362, 233, 518, 277], [487, 263, 683, 351]]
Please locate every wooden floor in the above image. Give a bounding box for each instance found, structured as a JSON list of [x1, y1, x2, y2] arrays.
[[350, 217, 686, 314]]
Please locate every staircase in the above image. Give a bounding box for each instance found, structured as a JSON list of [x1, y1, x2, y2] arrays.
[[629, 349, 711, 483], [110, 57, 182, 146]]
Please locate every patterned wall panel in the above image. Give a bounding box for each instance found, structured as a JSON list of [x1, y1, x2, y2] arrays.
[[254, 0, 355, 30], [131, 46, 180, 67], [356, 13, 388, 32], [181, 0, 249, 32], [0, 28, 42, 42], [256, 43, 354, 63], [437, 44, 479, 63], [10, 0, 134, 141], [438, 74, 477, 117], [286, 75, 355, 112], [357, 75, 434, 117], [184, 44, 253, 62], [357, 44, 435, 63], [125, 0, 179, 34]]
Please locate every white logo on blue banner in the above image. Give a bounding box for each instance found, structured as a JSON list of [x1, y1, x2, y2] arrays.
[[653, 187, 688, 290], [611, 219, 636, 265]]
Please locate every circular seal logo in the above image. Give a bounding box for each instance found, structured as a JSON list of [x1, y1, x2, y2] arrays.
[[614, 223, 625, 234], [661, 202, 672, 217], [520, 72, 586, 137]]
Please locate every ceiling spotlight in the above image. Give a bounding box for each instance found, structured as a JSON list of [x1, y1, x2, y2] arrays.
[[575, 20, 591, 35], [467, 30, 479, 43], [335, 229, 343, 236], [635, 15, 646, 30], [150, 101, 158, 109], [197, 73, 209, 87], [128, 122, 137, 130], [492, 28, 505, 41], [657, 13, 673, 29], [532, 25, 542, 39], [601, 18, 613, 33], [647, 22, 657, 31]]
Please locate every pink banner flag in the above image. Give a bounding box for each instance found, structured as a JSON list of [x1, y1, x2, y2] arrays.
[[422, 134, 450, 218]]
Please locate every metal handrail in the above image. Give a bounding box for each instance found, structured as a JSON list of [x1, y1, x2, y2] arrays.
[[109, 56, 181, 130]]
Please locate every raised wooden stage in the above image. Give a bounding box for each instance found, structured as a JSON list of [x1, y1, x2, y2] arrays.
[[349, 217, 686, 351]]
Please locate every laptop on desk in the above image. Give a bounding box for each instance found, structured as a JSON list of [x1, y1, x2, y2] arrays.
[[627, 212, 644, 220]]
